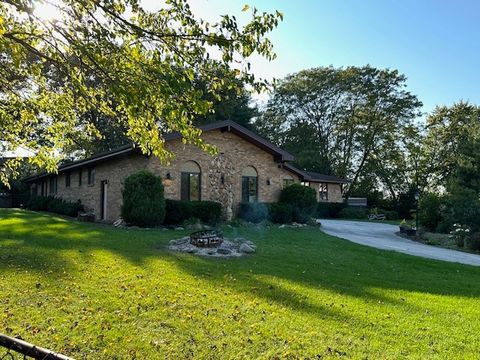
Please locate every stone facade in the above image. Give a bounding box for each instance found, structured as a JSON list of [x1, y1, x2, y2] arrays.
[[31, 127, 345, 222]]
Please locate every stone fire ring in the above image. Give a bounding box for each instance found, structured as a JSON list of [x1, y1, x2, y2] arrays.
[[189, 229, 223, 247], [168, 235, 256, 257]]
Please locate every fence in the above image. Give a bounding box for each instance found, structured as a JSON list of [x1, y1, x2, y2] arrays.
[[0, 333, 73, 360]]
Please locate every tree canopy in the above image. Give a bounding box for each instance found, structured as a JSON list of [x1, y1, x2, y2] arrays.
[[0, 0, 282, 185], [256, 66, 422, 199]]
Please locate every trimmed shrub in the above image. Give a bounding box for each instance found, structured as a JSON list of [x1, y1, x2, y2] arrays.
[[338, 207, 368, 219], [268, 203, 293, 224], [238, 202, 268, 223], [164, 200, 222, 225], [418, 193, 443, 231], [316, 202, 346, 218], [279, 184, 317, 223], [26, 195, 83, 217], [27, 195, 54, 211], [121, 171, 165, 227], [466, 232, 480, 251], [384, 210, 399, 220]]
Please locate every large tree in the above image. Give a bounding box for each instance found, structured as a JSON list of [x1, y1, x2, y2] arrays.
[[422, 102, 480, 192], [0, 0, 282, 185], [256, 66, 422, 198]]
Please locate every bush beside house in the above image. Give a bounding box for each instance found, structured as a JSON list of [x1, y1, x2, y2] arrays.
[[279, 184, 317, 223], [238, 184, 317, 224], [121, 171, 166, 227], [164, 200, 222, 225], [26, 195, 84, 217]]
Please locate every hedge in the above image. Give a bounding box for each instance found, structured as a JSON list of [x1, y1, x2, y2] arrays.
[[268, 203, 294, 224], [338, 207, 368, 219], [26, 195, 84, 217], [279, 184, 317, 223], [316, 202, 346, 218], [121, 171, 166, 227], [164, 200, 222, 225]]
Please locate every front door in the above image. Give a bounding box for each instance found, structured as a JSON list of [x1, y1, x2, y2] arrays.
[[100, 180, 108, 220]]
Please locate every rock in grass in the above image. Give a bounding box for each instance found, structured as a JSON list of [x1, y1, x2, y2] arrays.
[[239, 243, 255, 253], [217, 247, 232, 255]]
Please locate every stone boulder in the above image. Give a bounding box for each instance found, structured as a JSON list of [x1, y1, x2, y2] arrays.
[[239, 243, 255, 253]]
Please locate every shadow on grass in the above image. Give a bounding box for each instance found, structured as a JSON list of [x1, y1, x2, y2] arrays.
[[1, 208, 480, 319]]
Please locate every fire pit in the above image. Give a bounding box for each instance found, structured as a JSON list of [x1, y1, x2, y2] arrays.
[[190, 229, 223, 247]]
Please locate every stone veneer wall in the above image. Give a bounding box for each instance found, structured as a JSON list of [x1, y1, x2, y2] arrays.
[[147, 130, 300, 220], [33, 129, 344, 222]]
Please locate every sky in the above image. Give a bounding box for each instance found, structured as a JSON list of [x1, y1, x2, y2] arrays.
[[35, 0, 480, 116], [165, 0, 480, 116]]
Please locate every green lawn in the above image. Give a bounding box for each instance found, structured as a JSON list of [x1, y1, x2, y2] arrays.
[[1, 209, 480, 359]]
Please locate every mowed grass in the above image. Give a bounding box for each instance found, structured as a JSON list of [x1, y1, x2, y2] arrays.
[[1, 210, 480, 359]]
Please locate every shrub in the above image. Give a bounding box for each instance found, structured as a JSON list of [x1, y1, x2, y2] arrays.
[[279, 184, 317, 223], [339, 207, 368, 219], [316, 202, 346, 218], [164, 200, 222, 225], [418, 193, 443, 231], [384, 210, 399, 220], [442, 194, 480, 233], [466, 232, 480, 251], [238, 202, 268, 223], [26, 195, 83, 217], [121, 171, 165, 227], [450, 224, 470, 248], [27, 195, 54, 211], [268, 203, 293, 224]]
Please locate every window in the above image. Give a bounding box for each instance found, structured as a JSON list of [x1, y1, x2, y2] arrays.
[[241, 166, 258, 203], [301, 181, 310, 187], [180, 161, 201, 201], [319, 183, 328, 201], [88, 167, 95, 185], [41, 181, 46, 196], [65, 172, 71, 187], [49, 177, 57, 194], [283, 176, 294, 188], [78, 169, 82, 186]]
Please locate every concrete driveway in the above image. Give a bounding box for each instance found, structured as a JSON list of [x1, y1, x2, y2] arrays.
[[320, 219, 480, 267]]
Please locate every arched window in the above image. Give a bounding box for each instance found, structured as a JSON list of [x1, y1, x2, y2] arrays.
[[242, 166, 258, 203], [181, 161, 201, 201]]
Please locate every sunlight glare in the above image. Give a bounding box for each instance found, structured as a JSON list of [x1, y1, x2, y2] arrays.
[[33, 0, 63, 22]]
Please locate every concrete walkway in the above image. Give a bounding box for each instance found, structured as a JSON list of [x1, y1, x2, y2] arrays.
[[320, 219, 480, 267]]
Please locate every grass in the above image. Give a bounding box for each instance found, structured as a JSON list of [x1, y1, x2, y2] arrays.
[[1, 209, 480, 359]]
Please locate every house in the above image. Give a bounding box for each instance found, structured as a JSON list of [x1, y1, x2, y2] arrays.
[[25, 121, 349, 222]]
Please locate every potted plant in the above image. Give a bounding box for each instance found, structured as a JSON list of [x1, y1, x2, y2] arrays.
[[399, 220, 416, 236]]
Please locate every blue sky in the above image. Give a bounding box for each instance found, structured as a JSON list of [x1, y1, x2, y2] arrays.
[[177, 0, 480, 115]]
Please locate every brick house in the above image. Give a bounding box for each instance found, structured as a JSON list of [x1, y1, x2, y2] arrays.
[[26, 121, 349, 222]]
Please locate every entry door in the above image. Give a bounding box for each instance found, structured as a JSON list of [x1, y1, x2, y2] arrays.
[[101, 180, 108, 220]]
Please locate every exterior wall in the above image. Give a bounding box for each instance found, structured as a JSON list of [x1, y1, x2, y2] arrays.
[[147, 130, 300, 219], [32, 129, 345, 222], [37, 153, 148, 222], [309, 182, 344, 203]]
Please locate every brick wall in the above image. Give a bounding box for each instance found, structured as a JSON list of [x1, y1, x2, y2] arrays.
[[34, 128, 344, 222]]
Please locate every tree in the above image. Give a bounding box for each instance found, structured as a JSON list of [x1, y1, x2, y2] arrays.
[[193, 67, 258, 129], [0, 0, 282, 186], [256, 66, 422, 198], [422, 102, 480, 191]]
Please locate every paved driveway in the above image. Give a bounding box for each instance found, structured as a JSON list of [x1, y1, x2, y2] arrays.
[[320, 219, 480, 266]]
